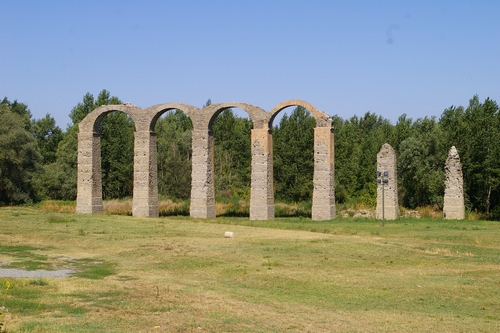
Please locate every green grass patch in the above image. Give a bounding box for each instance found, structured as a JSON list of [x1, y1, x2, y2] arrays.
[[45, 215, 76, 223], [1, 207, 500, 332], [28, 278, 48, 286], [0, 245, 52, 270], [69, 258, 117, 279]]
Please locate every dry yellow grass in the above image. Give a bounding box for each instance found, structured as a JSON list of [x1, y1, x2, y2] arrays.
[[0, 206, 500, 333], [38, 200, 76, 213], [415, 205, 442, 219], [38, 200, 486, 222], [2, 206, 500, 332], [103, 199, 132, 215]]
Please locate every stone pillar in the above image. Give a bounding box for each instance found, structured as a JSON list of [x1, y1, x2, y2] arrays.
[[250, 128, 274, 220], [376, 143, 398, 220], [312, 127, 336, 220], [190, 129, 216, 218], [76, 132, 103, 214], [132, 130, 159, 217], [443, 146, 464, 219]]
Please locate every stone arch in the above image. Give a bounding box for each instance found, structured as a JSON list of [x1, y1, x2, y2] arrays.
[[76, 100, 335, 221], [269, 99, 332, 128], [199, 102, 270, 130], [76, 104, 142, 215], [145, 103, 199, 132], [189, 102, 272, 219], [268, 100, 335, 220], [130, 103, 200, 217], [78, 104, 142, 133]]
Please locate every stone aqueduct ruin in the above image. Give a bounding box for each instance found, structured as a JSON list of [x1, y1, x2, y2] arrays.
[[76, 100, 335, 220], [77, 99, 464, 221]]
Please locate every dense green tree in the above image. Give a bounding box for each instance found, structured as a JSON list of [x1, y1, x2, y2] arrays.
[[465, 97, 500, 214], [0, 109, 41, 204], [36, 90, 129, 200], [0, 98, 33, 131], [397, 116, 446, 208], [4, 90, 500, 218], [356, 113, 393, 204], [1, 98, 65, 201], [33, 114, 63, 164], [333, 116, 363, 203], [273, 106, 315, 202], [212, 109, 252, 198], [334, 112, 393, 205], [99, 111, 134, 199], [34, 120, 79, 200], [69, 92, 96, 125], [398, 127, 444, 208], [392, 114, 414, 155], [440, 96, 500, 214], [155, 110, 193, 199]]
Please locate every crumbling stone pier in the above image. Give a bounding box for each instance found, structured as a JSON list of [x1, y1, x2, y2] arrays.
[[443, 146, 465, 219], [376, 143, 398, 220]]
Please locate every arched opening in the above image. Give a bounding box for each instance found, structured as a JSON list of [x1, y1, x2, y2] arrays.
[[99, 111, 135, 203], [153, 109, 193, 216], [76, 100, 332, 220], [192, 101, 270, 219], [271, 105, 315, 217], [269, 100, 335, 220], [211, 106, 252, 217], [76, 104, 139, 215]]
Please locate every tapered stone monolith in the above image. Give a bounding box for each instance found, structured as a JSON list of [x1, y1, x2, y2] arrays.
[[376, 143, 398, 220], [443, 146, 464, 219]]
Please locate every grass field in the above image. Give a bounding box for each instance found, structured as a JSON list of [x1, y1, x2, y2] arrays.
[[0, 206, 499, 332]]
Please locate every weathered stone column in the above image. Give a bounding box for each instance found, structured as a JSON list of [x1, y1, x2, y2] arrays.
[[132, 130, 158, 217], [376, 143, 398, 220], [76, 132, 103, 214], [312, 126, 336, 220], [443, 146, 464, 219], [250, 128, 274, 220], [190, 129, 216, 218]]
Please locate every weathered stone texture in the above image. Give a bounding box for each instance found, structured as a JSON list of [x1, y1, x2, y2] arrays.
[[189, 129, 216, 218], [376, 143, 398, 220], [311, 127, 336, 220], [132, 131, 158, 217], [76, 100, 336, 221], [443, 146, 464, 219], [76, 132, 103, 214], [250, 129, 274, 220]]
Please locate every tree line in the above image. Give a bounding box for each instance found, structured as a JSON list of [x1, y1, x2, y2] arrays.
[[1, 91, 499, 218]]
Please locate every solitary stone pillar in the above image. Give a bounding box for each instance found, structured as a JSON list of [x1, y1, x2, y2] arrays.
[[443, 146, 464, 219], [311, 126, 336, 220], [250, 128, 274, 220], [190, 129, 216, 218], [132, 130, 159, 217], [76, 131, 103, 214], [376, 143, 398, 220]]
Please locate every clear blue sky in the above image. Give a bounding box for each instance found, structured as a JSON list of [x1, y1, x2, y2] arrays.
[[2, 0, 499, 129]]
